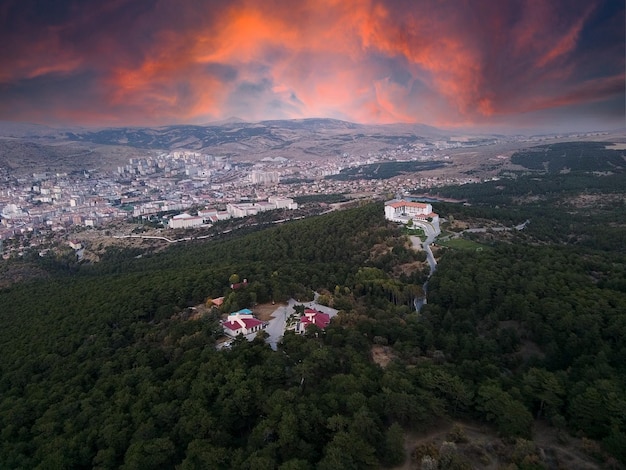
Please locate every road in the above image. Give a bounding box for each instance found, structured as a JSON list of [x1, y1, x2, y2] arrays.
[[410, 232, 437, 276], [265, 305, 289, 351], [410, 233, 437, 313], [263, 299, 339, 350]]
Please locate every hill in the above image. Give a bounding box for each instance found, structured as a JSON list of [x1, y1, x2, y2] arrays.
[[0, 167, 625, 468]]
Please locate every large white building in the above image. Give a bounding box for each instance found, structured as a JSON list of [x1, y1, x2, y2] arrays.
[[384, 199, 439, 224], [226, 197, 298, 218], [168, 213, 205, 229], [268, 196, 298, 210], [250, 171, 279, 185]]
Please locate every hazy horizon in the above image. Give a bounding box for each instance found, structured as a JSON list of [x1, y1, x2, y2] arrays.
[[1, 0, 624, 133]]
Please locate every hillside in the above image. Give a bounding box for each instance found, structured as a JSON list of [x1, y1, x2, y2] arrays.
[[0, 173, 625, 468]]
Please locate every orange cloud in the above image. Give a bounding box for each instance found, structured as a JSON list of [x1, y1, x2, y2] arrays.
[[0, 0, 622, 129]]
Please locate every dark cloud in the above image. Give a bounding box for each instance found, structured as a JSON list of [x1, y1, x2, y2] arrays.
[[0, 0, 623, 131]]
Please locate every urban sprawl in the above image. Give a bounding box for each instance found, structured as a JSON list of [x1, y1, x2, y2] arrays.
[[0, 144, 488, 258]]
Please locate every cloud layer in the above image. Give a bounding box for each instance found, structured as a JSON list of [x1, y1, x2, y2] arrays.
[[0, 0, 623, 131]]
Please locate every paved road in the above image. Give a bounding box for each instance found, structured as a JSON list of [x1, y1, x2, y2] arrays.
[[410, 234, 437, 275], [265, 305, 289, 351], [410, 230, 437, 312]]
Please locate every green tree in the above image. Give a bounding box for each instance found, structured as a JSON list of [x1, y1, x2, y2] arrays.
[[477, 383, 533, 438]]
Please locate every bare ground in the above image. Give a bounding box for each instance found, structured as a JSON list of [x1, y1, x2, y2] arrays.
[[371, 345, 396, 368], [392, 420, 614, 470], [254, 302, 287, 321]]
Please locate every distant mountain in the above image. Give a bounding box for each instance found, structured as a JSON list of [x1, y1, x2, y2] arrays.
[[54, 118, 452, 158], [259, 118, 362, 131], [0, 118, 472, 171], [203, 116, 247, 126], [0, 121, 60, 138]]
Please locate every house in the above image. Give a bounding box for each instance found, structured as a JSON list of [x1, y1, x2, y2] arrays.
[[231, 279, 248, 290], [296, 308, 331, 334], [222, 309, 265, 337], [68, 240, 82, 250]]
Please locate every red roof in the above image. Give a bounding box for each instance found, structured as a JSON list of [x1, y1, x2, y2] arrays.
[[301, 310, 331, 329], [223, 321, 240, 330], [241, 318, 263, 328], [389, 201, 428, 209], [223, 317, 263, 330]]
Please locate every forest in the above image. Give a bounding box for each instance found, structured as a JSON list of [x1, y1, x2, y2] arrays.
[[509, 141, 625, 174], [0, 168, 625, 468], [325, 160, 447, 181]]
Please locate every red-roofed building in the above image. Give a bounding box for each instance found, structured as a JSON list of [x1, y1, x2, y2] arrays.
[[223, 309, 265, 337], [384, 200, 438, 221], [210, 296, 224, 307], [296, 308, 331, 334], [231, 279, 248, 290]]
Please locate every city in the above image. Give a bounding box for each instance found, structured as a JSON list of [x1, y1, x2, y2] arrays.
[[0, 137, 495, 259]]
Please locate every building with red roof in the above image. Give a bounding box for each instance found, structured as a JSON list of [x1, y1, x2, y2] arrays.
[[384, 199, 439, 224], [296, 308, 331, 334], [222, 309, 265, 337]]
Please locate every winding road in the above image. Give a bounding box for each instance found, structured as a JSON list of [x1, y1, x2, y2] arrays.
[[410, 234, 436, 312]]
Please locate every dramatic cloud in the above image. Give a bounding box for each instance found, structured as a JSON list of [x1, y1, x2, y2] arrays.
[[0, 0, 623, 131]]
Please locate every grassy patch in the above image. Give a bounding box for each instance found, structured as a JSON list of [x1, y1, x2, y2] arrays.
[[404, 227, 426, 238], [436, 238, 487, 251]]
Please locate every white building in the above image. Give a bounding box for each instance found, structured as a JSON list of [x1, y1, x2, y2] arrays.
[[227, 203, 259, 218], [168, 213, 205, 229], [268, 196, 298, 210], [384, 199, 439, 224], [226, 198, 297, 218], [222, 309, 265, 337], [250, 171, 279, 185]]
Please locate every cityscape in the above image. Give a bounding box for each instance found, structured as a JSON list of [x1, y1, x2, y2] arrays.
[[0, 134, 500, 258]]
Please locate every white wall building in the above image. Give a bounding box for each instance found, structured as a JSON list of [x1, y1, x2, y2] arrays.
[[226, 198, 297, 218], [250, 171, 279, 185], [384, 199, 439, 224], [268, 196, 298, 210], [222, 309, 265, 337], [168, 213, 205, 229]]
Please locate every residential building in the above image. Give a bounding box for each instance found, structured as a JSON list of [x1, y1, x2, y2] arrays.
[[222, 309, 265, 337], [296, 308, 331, 334]]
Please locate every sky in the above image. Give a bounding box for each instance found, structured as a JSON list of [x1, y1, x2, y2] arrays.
[[0, 0, 624, 133]]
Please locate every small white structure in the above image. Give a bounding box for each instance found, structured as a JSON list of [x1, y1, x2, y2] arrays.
[[68, 240, 83, 250]]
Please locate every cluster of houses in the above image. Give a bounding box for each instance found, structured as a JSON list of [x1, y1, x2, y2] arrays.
[[221, 306, 331, 338]]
